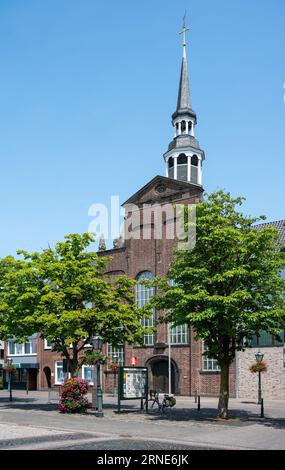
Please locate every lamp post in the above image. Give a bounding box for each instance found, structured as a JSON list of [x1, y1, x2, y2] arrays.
[[92, 335, 104, 417], [255, 351, 264, 405], [6, 359, 13, 402], [113, 353, 118, 397]]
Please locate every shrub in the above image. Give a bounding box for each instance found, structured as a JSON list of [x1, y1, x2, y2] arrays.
[[58, 377, 90, 413]]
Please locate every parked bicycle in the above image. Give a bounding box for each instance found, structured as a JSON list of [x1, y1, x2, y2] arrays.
[[146, 389, 176, 413]]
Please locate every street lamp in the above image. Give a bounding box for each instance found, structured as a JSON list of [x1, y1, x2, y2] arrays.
[[92, 335, 104, 417], [255, 350, 264, 405], [113, 353, 118, 397], [6, 359, 13, 402]]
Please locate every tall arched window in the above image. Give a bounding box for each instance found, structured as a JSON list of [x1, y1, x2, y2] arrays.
[[168, 279, 189, 345], [181, 120, 186, 133], [177, 153, 188, 182], [177, 154, 187, 165], [168, 157, 174, 179], [136, 272, 155, 346]]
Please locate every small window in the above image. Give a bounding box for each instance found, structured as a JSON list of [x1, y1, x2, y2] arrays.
[[181, 121, 186, 133], [107, 345, 124, 367], [168, 157, 174, 168], [44, 339, 52, 350], [8, 342, 15, 355], [203, 344, 220, 371], [82, 365, 94, 385], [55, 361, 64, 384], [191, 155, 198, 166]]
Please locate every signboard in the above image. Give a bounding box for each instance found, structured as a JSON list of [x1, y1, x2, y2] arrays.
[[130, 356, 137, 366], [118, 366, 148, 413]]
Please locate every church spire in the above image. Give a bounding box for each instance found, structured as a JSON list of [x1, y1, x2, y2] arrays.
[[176, 14, 191, 112], [163, 15, 205, 186]]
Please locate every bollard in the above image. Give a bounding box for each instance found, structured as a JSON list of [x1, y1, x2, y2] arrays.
[[194, 390, 197, 403], [261, 398, 264, 418], [198, 395, 201, 411]]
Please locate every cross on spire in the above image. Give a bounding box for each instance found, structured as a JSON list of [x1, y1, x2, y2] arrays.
[[179, 13, 190, 57]]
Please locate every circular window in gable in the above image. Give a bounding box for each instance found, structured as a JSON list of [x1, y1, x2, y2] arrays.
[[155, 184, 166, 194]]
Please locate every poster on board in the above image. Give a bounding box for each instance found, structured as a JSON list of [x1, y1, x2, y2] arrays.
[[120, 367, 148, 400]]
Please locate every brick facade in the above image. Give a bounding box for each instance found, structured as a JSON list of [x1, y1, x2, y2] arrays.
[[34, 176, 234, 398]]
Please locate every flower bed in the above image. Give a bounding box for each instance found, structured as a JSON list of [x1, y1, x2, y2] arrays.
[[58, 377, 90, 413]]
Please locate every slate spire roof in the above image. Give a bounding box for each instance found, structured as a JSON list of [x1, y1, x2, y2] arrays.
[[176, 54, 191, 113]]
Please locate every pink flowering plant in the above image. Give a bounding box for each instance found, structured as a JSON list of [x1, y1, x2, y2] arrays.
[[58, 377, 90, 413]]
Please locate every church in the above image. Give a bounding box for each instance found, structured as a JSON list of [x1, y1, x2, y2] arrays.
[[97, 21, 235, 397]]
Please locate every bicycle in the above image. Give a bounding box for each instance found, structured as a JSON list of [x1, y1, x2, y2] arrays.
[[145, 390, 176, 413]]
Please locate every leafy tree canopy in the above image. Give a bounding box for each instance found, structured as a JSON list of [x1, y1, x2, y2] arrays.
[[0, 233, 147, 372], [148, 190, 285, 417]]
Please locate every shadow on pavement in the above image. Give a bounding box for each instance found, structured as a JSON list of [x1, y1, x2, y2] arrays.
[[145, 407, 285, 430]]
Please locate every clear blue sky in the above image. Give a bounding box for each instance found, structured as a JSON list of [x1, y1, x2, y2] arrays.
[[0, 0, 284, 256]]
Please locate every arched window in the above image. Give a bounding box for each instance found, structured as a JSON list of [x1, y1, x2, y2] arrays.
[[177, 154, 187, 165], [181, 120, 186, 133], [191, 154, 199, 184], [167, 279, 189, 345], [188, 121, 192, 133], [136, 272, 155, 346], [177, 153, 187, 182], [168, 157, 174, 168]]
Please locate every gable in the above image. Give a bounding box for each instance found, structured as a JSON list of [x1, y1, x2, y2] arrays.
[[122, 175, 203, 207]]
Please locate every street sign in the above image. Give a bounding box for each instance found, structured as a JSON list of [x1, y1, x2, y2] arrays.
[[130, 356, 137, 366]]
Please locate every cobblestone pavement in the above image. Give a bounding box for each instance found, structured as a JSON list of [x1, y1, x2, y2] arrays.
[[54, 439, 213, 450], [0, 391, 284, 450]]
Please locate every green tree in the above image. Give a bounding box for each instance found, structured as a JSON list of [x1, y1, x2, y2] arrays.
[[0, 233, 147, 375], [149, 191, 285, 418]]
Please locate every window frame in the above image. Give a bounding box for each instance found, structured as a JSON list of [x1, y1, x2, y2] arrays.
[[136, 271, 155, 346], [169, 323, 189, 345], [8, 340, 37, 357], [202, 344, 220, 372], [54, 361, 65, 385], [81, 364, 94, 385]]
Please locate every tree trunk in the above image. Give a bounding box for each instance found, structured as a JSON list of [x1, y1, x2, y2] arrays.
[[71, 346, 79, 377], [71, 360, 79, 377], [218, 363, 229, 419]]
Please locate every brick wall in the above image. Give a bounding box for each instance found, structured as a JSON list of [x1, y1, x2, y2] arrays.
[[237, 347, 285, 400]]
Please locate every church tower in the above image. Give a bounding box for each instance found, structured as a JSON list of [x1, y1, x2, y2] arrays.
[[164, 18, 205, 186]]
